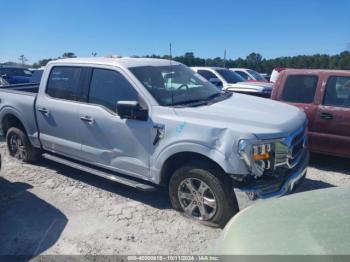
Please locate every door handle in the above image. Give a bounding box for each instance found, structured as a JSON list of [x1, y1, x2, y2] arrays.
[[38, 107, 49, 114], [319, 112, 333, 120], [80, 116, 94, 123]]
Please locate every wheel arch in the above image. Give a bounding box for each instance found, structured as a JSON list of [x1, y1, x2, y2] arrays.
[[0, 107, 40, 147], [158, 151, 228, 186], [1, 111, 27, 136], [153, 141, 236, 186]]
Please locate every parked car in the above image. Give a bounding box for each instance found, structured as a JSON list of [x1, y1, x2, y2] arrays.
[[215, 187, 350, 256], [270, 67, 287, 83], [29, 68, 44, 83], [260, 73, 270, 82], [0, 57, 308, 226], [271, 69, 350, 158], [230, 68, 268, 83], [192, 67, 272, 97], [0, 76, 9, 87], [0, 66, 32, 84]]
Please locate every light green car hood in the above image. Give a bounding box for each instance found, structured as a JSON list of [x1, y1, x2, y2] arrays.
[[216, 187, 350, 255]]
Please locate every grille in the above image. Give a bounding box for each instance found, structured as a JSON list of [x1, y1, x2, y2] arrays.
[[274, 127, 306, 169]]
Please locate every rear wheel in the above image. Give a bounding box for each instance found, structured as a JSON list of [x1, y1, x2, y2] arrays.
[[169, 161, 239, 227], [6, 127, 41, 163]]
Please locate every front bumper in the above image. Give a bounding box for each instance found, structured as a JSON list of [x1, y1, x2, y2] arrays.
[[235, 149, 309, 199]]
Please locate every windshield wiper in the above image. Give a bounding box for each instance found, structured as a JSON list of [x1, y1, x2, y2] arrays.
[[205, 92, 223, 101], [205, 91, 232, 101], [172, 99, 210, 107], [172, 92, 232, 107]]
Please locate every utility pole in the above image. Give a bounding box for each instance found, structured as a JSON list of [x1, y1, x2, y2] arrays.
[[223, 49, 227, 68], [19, 55, 28, 66]]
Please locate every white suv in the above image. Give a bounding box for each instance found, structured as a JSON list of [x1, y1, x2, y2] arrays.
[[230, 68, 268, 83], [192, 67, 272, 97]]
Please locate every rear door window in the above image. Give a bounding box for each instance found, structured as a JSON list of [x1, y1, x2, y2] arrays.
[[323, 76, 350, 108], [281, 75, 318, 103], [46, 67, 83, 101]]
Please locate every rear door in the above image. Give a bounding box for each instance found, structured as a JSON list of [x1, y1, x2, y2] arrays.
[[36, 66, 87, 159], [311, 75, 350, 157]]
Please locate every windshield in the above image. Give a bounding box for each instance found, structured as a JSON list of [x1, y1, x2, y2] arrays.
[[0, 68, 32, 77], [247, 69, 266, 81], [215, 69, 245, 84], [129, 64, 222, 106]]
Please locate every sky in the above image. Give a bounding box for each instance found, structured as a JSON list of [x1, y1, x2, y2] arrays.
[[1, 0, 350, 64]]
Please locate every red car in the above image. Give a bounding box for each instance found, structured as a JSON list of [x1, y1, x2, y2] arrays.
[[271, 69, 350, 158]]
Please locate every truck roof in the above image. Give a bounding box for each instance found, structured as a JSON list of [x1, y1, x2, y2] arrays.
[[191, 66, 226, 70], [49, 57, 181, 68], [281, 68, 350, 75]]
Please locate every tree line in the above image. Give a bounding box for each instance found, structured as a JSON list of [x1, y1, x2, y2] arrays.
[[150, 51, 350, 73], [2, 51, 350, 74]]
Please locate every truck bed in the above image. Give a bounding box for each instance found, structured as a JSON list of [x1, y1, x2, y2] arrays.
[[0, 83, 40, 146], [0, 83, 39, 93]]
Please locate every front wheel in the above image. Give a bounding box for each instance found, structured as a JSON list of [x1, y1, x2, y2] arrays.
[[6, 127, 41, 163], [169, 161, 239, 227]]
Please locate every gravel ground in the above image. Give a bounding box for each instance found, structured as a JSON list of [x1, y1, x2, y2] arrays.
[[0, 139, 349, 256]]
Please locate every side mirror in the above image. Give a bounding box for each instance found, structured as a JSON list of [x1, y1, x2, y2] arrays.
[[116, 101, 148, 121], [209, 78, 223, 87]]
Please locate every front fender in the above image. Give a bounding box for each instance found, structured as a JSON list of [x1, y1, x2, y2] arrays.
[[150, 142, 248, 183]]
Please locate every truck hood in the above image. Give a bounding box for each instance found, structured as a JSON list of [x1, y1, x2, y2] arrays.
[[242, 81, 273, 88], [173, 93, 306, 140], [224, 82, 272, 93]]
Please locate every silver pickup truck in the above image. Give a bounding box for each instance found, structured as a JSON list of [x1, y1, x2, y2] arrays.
[[0, 57, 309, 227]]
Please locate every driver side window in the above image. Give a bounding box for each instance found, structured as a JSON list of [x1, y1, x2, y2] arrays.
[[88, 69, 138, 112]]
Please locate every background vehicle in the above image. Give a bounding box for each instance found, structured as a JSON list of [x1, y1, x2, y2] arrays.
[[230, 68, 268, 83], [260, 73, 270, 82], [0, 66, 32, 84], [270, 67, 287, 83], [192, 67, 272, 98], [0, 76, 9, 87], [271, 69, 350, 158], [0, 57, 308, 226], [215, 187, 350, 255], [29, 68, 44, 83]]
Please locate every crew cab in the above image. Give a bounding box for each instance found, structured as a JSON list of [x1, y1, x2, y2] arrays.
[[271, 69, 350, 158], [192, 67, 272, 97], [0, 57, 308, 226]]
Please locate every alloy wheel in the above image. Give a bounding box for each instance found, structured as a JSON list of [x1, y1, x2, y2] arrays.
[[9, 134, 26, 160], [177, 178, 217, 220]]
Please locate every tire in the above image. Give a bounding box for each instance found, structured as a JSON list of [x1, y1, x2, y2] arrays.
[[6, 127, 41, 163], [169, 160, 239, 227]]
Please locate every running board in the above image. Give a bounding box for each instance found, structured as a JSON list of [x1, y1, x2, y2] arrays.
[[42, 153, 157, 192]]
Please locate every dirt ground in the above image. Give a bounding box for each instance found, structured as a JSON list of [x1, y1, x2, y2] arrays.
[[0, 139, 349, 256]]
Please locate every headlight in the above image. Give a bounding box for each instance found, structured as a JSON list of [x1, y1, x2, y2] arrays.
[[238, 140, 274, 178]]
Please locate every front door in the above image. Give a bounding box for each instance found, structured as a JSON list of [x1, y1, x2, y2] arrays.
[[277, 74, 319, 150], [312, 75, 350, 157], [77, 68, 153, 178]]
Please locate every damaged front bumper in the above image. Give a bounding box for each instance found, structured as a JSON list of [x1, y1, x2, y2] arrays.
[[234, 149, 309, 200]]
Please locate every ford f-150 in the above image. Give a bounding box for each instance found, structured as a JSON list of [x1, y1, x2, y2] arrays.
[[0, 57, 309, 226]]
